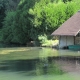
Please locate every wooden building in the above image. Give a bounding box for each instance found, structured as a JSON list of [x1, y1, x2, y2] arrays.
[[51, 11, 80, 49]]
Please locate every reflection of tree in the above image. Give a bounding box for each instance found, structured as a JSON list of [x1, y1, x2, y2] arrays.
[[0, 57, 64, 76], [39, 48, 58, 59], [35, 57, 64, 75]]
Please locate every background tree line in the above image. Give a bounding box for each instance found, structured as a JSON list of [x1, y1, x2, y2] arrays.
[[0, 0, 80, 46]]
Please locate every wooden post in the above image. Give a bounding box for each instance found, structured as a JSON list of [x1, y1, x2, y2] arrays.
[[66, 36, 67, 48], [74, 36, 75, 45]]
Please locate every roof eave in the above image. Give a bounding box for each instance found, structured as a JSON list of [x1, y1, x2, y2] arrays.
[[75, 29, 80, 36], [51, 34, 76, 36]]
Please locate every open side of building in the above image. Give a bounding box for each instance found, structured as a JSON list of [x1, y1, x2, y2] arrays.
[[51, 11, 80, 49]]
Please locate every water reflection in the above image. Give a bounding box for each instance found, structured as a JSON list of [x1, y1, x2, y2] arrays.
[[0, 57, 64, 76], [0, 47, 80, 79], [0, 55, 80, 76], [1, 56, 80, 76]]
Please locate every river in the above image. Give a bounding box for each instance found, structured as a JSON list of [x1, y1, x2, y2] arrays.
[[0, 47, 80, 80]]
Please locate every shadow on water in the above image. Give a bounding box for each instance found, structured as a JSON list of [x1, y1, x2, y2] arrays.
[[0, 57, 64, 76], [0, 47, 80, 79], [0, 56, 80, 76]]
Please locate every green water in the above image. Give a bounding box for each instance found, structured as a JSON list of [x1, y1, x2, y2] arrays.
[[0, 47, 80, 80]]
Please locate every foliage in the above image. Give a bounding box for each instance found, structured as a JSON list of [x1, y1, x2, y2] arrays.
[[38, 34, 48, 44], [0, 0, 6, 29], [29, 1, 79, 34], [11, 0, 40, 44], [1, 11, 15, 43], [1, 0, 80, 46]]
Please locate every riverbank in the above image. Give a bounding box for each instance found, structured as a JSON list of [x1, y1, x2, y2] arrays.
[[41, 40, 59, 48], [0, 40, 59, 48]]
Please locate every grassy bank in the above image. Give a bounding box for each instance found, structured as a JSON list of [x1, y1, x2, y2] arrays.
[[41, 40, 59, 47]]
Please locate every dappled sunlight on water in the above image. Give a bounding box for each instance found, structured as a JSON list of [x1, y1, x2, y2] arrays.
[[0, 47, 29, 54]]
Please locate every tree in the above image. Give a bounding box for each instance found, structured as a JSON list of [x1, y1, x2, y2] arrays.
[[29, 0, 79, 34], [1, 11, 15, 43], [0, 0, 6, 29], [1, 0, 80, 46]]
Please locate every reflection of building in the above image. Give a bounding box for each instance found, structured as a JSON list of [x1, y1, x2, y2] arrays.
[[51, 11, 80, 49]]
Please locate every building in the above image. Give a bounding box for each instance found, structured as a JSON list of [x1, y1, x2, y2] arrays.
[[51, 11, 80, 49]]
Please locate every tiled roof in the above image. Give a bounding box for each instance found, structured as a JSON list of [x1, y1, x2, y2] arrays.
[[51, 11, 80, 36]]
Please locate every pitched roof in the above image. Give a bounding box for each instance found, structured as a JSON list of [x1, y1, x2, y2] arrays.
[[51, 11, 80, 36]]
